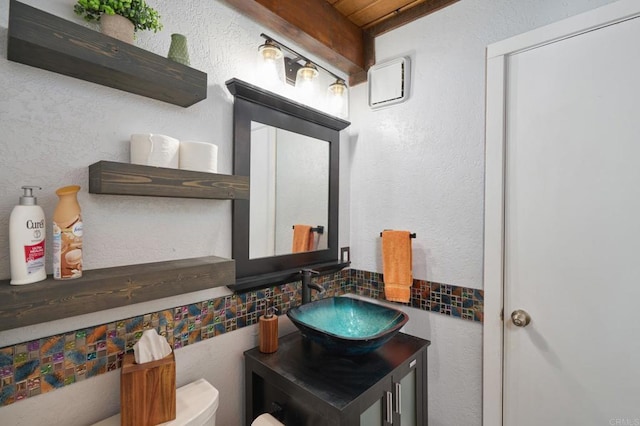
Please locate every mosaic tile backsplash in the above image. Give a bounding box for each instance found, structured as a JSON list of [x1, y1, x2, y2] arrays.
[[350, 269, 484, 323], [0, 269, 482, 407]]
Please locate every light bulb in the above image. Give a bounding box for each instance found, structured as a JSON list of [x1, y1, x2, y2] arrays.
[[295, 61, 319, 105], [327, 79, 348, 118], [257, 40, 284, 90], [260, 41, 282, 59]]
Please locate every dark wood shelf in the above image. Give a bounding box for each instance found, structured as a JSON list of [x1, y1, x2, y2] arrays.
[[89, 161, 249, 200], [0, 256, 235, 332], [7, 0, 207, 107]]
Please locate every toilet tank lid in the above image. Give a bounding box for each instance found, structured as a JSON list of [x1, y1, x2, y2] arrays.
[[93, 379, 219, 426], [159, 378, 219, 425]]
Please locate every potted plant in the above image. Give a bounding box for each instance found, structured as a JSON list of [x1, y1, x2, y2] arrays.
[[74, 0, 162, 44]]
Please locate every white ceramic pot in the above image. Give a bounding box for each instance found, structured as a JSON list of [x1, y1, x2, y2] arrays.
[[100, 14, 134, 44]]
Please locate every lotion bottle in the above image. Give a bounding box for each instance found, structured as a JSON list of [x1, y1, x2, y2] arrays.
[[259, 301, 278, 353], [53, 185, 83, 280], [9, 186, 47, 285]]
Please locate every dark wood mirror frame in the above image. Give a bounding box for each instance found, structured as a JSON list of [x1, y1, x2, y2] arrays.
[[226, 79, 350, 292]]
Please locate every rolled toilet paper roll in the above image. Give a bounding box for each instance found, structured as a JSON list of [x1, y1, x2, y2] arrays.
[[130, 134, 180, 168], [251, 413, 284, 426], [179, 140, 218, 173]]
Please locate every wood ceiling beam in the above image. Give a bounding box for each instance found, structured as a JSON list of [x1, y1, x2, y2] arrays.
[[219, 0, 370, 84], [365, 0, 459, 37]]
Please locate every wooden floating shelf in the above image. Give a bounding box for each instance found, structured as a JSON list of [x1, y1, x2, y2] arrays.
[[89, 161, 249, 200], [7, 0, 207, 107], [0, 256, 235, 332]]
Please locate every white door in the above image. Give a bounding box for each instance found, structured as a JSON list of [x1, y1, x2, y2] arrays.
[[484, 2, 640, 425]]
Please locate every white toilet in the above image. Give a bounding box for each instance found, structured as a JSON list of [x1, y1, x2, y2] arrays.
[[93, 379, 219, 426]]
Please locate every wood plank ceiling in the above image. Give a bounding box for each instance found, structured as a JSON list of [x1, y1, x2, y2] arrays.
[[328, 0, 442, 30], [219, 0, 459, 85]]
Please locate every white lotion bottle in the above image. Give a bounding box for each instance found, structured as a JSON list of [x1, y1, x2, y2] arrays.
[[9, 186, 47, 285]]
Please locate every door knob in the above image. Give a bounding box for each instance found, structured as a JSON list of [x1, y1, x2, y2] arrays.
[[511, 309, 531, 327]]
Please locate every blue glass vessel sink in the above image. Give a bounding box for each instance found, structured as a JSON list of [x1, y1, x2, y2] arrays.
[[286, 297, 409, 355]]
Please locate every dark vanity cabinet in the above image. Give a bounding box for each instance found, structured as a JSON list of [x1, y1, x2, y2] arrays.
[[244, 332, 430, 425]]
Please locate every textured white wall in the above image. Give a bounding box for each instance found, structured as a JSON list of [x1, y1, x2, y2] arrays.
[[347, 0, 617, 424], [349, 0, 617, 290], [0, 0, 257, 277], [0, 0, 302, 424]]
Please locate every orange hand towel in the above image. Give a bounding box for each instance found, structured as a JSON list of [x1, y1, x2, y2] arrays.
[[382, 230, 413, 303], [292, 225, 314, 253]]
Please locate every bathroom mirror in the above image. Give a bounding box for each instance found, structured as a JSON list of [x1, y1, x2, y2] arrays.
[[250, 122, 330, 259], [226, 79, 350, 291]]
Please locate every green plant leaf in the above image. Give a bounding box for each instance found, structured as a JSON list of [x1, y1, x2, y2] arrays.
[[74, 0, 161, 31]]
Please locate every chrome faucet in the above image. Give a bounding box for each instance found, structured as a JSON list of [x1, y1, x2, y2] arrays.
[[301, 269, 323, 304]]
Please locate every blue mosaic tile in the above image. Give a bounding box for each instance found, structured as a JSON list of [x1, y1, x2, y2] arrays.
[[225, 305, 236, 320], [40, 336, 64, 357], [0, 351, 12, 368], [188, 330, 201, 345], [65, 348, 85, 365], [14, 360, 39, 382], [201, 311, 214, 328], [87, 358, 107, 378], [42, 372, 64, 389], [214, 323, 225, 336], [0, 384, 15, 406], [474, 289, 484, 302], [126, 316, 144, 333], [188, 303, 201, 318]]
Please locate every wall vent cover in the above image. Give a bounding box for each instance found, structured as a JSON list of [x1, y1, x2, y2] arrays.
[[368, 57, 410, 109]]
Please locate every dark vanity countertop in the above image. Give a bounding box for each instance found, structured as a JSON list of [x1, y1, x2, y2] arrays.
[[244, 331, 430, 411]]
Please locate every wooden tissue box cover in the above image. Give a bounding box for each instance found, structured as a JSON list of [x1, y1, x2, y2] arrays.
[[120, 352, 176, 426]]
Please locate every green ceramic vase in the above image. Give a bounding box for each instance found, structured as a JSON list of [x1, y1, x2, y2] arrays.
[[168, 33, 190, 66]]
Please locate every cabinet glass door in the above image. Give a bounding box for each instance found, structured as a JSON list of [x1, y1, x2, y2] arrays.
[[361, 397, 384, 426], [399, 368, 417, 425]]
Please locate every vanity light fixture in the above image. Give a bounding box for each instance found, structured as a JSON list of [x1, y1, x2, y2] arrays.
[[258, 33, 349, 118], [294, 60, 320, 104], [257, 39, 285, 89], [296, 61, 319, 83], [327, 78, 348, 119]]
